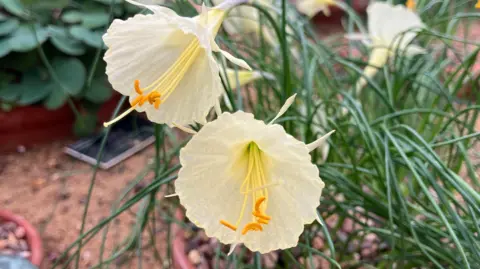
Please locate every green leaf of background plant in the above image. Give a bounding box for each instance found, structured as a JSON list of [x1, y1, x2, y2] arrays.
[[8, 24, 48, 52], [0, 13, 7, 21], [61, 10, 83, 24], [69, 26, 104, 48], [0, 0, 28, 18], [14, 69, 52, 105], [91, 0, 123, 5], [0, 19, 19, 36], [51, 57, 86, 95], [0, 39, 11, 57], [81, 11, 110, 29], [74, 113, 97, 137], [84, 78, 112, 103], [49, 26, 86, 56], [0, 85, 20, 102], [43, 84, 68, 110], [20, 0, 68, 9]]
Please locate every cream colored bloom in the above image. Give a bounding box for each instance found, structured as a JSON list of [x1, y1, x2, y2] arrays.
[[352, 2, 425, 91], [296, 0, 336, 17], [175, 95, 334, 253], [103, 0, 250, 127]]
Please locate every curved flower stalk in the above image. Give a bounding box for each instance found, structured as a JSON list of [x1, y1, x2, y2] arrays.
[[298, 99, 330, 162], [296, 0, 336, 18], [350, 2, 425, 92], [103, 0, 251, 127], [174, 94, 334, 253]]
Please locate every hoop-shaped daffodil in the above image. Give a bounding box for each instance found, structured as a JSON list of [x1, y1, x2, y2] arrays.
[[103, 0, 250, 127], [174, 95, 334, 253], [349, 2, 425, 91]]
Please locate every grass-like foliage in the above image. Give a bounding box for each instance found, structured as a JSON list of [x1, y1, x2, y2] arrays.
[[50, 0, 480, 268]]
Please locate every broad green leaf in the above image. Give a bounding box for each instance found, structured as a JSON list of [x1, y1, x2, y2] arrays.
[[0, 38, 11, 57], [61, 10, 83, 23], [69, 26, 104, 48], [92, 0, 123, 4], [49, 26, 86, 56], [0, 18, 19, 35], [0, 85, 20, 102], [8, 24, 48, 52], [15, 69, 52, 105], [51, 57, 86, 95], [74, 113, 97, 136], [81, 11, 110, 29], [0, 0, 28, 18], [21, 0, 68, 9], [84, 78, 112, 103], [43, 84, 68, 110], [0, 13, 7, 21]]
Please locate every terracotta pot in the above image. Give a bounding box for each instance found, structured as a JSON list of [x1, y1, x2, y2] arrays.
[[171, 209, 195, 269], [0, 210, 43, 267], [0, 95, 122, 152]]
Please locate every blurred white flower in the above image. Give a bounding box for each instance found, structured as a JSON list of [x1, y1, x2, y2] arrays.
[[103, 0, 251, 127], [296, 0, 336, 18], [349, 2, 425, 91], [175, 94, 334, 253]]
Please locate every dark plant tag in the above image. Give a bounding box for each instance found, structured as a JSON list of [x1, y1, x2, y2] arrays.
[[64, 115, 154, 169]]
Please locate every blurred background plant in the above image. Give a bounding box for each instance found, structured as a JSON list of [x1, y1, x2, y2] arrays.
[[1, 0, 479, 268]]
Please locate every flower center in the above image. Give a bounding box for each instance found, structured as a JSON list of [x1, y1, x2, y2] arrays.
[[103, 37, 202, 127], [220, 142, 274, 235]]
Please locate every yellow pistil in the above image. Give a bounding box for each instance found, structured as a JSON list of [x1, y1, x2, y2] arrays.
[[219, 142, 273, 235], [220, 220, 237, 231], [406, 0, 415, 11], [241, 222, 263, 235], [103, 37, 202, 127]]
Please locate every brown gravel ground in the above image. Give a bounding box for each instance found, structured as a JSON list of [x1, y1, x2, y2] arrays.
[[0, 141, 168, 269]]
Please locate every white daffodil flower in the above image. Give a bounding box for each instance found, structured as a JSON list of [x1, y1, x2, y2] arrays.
[[103, 0, 251, 127], [296, 0, 336, 18], [349, 2, 425, 92], [174, 95, 334, 253]]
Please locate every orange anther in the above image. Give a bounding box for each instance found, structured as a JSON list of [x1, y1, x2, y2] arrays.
[[130, 95, 143, 107], [220, 220, 237, 231], [257, 218, 269, 224], [254, 197, 266, 212], [148, 91, 161, 104], [154, 99, 161, 109], [406, 0, 415, 10], [252, 211, 271, 220], [134, 80, 143, 95], [241, 222, 263, 235], [139, 95, 148, 106]]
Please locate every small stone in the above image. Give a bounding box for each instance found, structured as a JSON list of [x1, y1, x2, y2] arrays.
[[18, 239, 28, 251], [0, 240, 7, 250], [3, 222, 17, 232], [51, 173, 62, 181], [364, 233, 378, 242], [18, 251, 31, 259], [312, 236, 325, 250], [198, 244, 214, 258], [0, 249, 14, 255], [198, 230, 209, 242], [14, 226, 26, 239], [7, 233, 18, 247], [32, 178, 47, 191], [337, 231, 348, 243], [82, 250, 92, 263], [17, 145, 26, 153], [47, 158, 59, 169], [188, 250, 202, 265], [341, 218, 354, 233], [58, 190, 71, 200]]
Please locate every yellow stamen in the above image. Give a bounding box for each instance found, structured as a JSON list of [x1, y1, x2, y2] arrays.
[[252, 211, 271, 220], [406, 0, 415, 11], [254, 196, 266, 212], [103, 38, 202, 127], [220, 220, 237, 231], [241, 222, 263, 235], [134, 79, 143, 95], [130, 95, 143, 107]]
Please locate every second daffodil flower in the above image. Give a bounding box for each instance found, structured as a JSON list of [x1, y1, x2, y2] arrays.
[[350, 2, 425, 92], [297, 0, 336, 18], [103, 0, 251, 127], [174, 95, 334, 253]]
